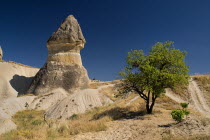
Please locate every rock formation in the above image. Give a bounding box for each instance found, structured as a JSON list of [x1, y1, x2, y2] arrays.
[[27, 15, 90, 95], [45, 88, 113, 120], [0, 62, 39, 99], [0, 47, 3, 60]]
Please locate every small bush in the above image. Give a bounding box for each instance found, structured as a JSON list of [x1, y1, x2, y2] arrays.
[[25, 102, 29, 109], [182, 110, 190, 116], [171, 102, 190, 122], [180, 102, 189, 109], [171, 109, 184, 122]]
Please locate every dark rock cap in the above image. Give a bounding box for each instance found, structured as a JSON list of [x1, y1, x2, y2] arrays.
[[47, 15, 86, 45]]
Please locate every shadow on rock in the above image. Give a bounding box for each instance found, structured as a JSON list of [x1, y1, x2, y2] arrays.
[[10, 74, 34, 96]]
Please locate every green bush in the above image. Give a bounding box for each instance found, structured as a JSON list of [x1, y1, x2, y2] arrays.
[[171, 109, 184, 122], [180, 102, 189, 109], [171, 102, 190, 122], [183, 110, 190, 116]]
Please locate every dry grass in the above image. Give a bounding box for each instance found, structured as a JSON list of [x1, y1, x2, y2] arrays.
[[0, 110, 47, 140], [156, 95, 180, 110], [89, 80, 122, 101], [0, 94, 147, 140], [169, 82, 190, 101], [192, 75, 210, 106], [99, 86, 119, 101], [89, 82, 110, 89], [163, 135, 210, 140], [17, 94, 34, 97], [193, 75, 210, 92], [2, 86, 203, 140]]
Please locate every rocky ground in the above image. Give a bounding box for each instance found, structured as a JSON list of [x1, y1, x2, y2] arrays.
[[71, 109, 210, 140]]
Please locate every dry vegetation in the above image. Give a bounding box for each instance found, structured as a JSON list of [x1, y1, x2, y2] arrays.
[[1, 79, 210, 140], [170, 83, 189, 101], [192, 75, 210, 106], [17, 94, 34, 97], [0, 93, 146, 140], [192, 75, 210, 92]]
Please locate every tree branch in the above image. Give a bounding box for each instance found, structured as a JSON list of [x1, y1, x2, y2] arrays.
[[131, 84, 148, 100]]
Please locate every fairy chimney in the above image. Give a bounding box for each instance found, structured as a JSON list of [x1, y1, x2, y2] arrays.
[[27, 15, 90, 95]]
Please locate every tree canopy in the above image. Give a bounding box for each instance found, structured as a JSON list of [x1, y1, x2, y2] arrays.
[[120, 41, 189, 114]]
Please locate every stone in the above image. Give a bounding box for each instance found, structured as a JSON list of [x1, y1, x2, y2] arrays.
[[0, 47, 3, 60], [27, 15, 90, 95], [0, 62, 39, 99]]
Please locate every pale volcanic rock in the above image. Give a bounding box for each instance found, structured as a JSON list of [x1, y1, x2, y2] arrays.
[[0, 47, 3, 61], [27, 15, 90, 95], [0, 61, 39, 99], [45, 89, 113, 120], [47, 15, 86, 65], [47, 15, 85, 45], [0, 96, 35, 134]]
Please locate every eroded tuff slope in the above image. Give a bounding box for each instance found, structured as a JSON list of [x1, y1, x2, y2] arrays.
[[0, 61, 39, 99], [0, 61, 38, 134]]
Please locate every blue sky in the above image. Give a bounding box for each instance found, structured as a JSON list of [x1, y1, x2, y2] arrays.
[[0, 0, 209, 81]]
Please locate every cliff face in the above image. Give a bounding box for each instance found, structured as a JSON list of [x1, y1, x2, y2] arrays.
[[27, 15, 90, 95]]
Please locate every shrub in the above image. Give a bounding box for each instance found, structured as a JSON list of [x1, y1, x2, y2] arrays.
[[183, 110, 190, 116], [25, 102, 29, 109], [180, 102, 189, 109], [171, 102, 190, 122], [171, 109, 184, 122]]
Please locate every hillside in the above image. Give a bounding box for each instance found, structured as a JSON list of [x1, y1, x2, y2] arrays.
[[0, 75, 210, 140]]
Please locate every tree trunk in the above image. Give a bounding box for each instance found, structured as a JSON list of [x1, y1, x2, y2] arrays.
[[146, 96, 156, 114], [146, 102, 150, 113]]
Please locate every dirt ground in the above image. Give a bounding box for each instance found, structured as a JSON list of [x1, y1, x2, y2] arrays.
[[71, 109, 210, 140]]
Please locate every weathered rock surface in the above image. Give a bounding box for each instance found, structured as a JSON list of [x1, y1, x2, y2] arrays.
[[29, 88, 69, 110], [0, 96, 35, 134], [27, 15, 89, 95], [47, 15, 85, 45], [0, 47, 3, 60], [0, 61, 39, 99], [0, 119, 16, 135], [45, 88, 113, 120]]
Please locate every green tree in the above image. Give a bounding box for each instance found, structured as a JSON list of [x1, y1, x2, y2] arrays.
[[120, 41, 189, 114]]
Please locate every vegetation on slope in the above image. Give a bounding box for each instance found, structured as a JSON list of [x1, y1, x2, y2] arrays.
[[193, 75, 210, 92], [1, 90, 210, 140], [193, 75, 210, 106], [0, 93, 146, 140]]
